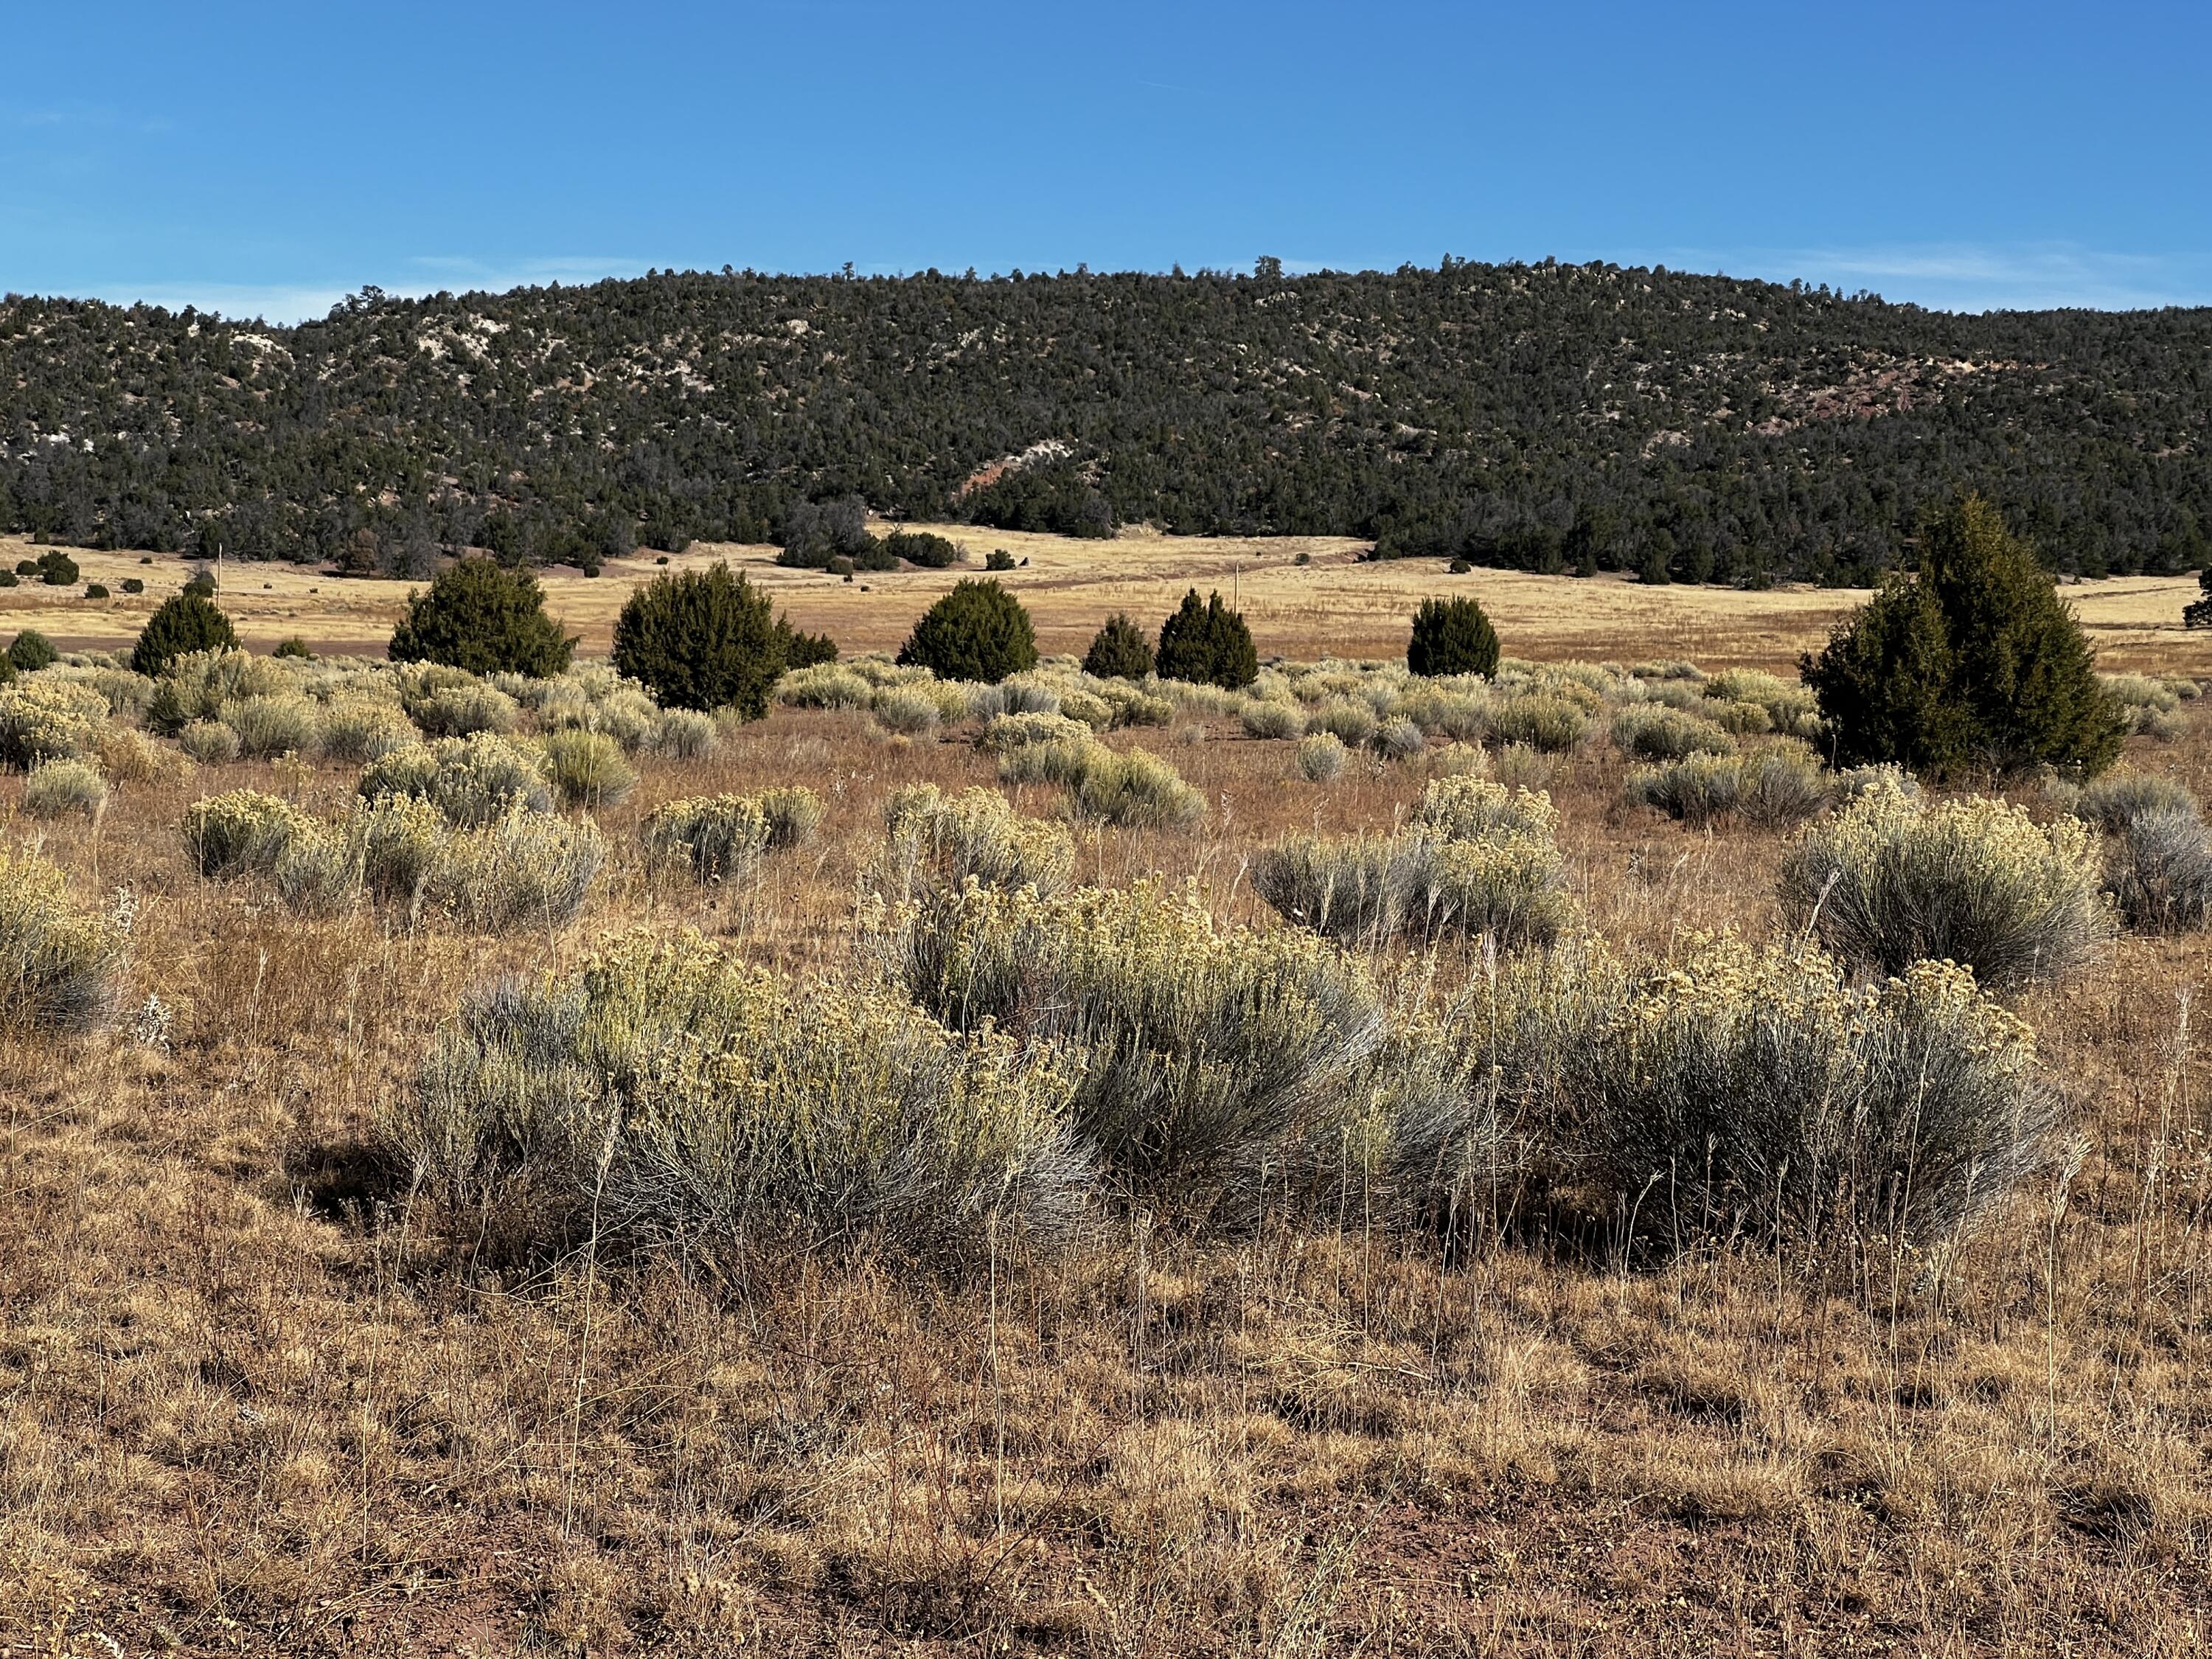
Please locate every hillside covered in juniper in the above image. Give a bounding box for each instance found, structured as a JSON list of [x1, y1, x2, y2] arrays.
[[2, 259, 2208, 582]]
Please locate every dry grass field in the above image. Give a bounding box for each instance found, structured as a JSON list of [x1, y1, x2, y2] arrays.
[[2, 552, 2211, 1657], [4, 525, 2201, 675]]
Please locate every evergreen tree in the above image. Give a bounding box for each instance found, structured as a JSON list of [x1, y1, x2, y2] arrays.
[[387, 558, 574, 675], [1406, 596, 1500, 677], [879, 529, 964, 568], [776, 618, 839, 670], [131, 592, 237, 677], [612, 563, 816, 717], [1804, 495, 2124, 776], [896, 579, 1037, 684], [6, 629, 57, 672], [2184, 564, 2212, 628], [1082, 612, 1155, 680], [1155, 590, 1258, 689]]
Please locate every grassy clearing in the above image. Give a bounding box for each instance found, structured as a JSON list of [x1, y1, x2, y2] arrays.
[[2, 637, 2211, 1655]]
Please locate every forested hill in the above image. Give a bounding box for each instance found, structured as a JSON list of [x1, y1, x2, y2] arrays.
[[2, 260, 2208, 584]]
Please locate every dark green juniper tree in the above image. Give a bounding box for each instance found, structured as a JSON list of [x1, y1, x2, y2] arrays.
[[896, 579, 1037, 684], [131, 593, 237, 677], [1406, 596, 1500, 678], [387, 558, 575, 676], [1804, 495, 2124, 777], [612, 562, 833, 717], [1082, 611, 1155, 680], [1155, 589, 1257, 689]]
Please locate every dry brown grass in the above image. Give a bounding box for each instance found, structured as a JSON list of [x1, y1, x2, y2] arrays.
[[4, 644, 2212, 1655], [7, 526, 2199, 674]]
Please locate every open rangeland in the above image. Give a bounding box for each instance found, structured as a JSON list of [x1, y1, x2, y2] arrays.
[[4, 526, 2202, 674], [1, 597, 2210, 1658]]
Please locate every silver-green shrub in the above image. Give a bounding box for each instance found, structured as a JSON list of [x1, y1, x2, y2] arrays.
[[540, 729, 636, 809], [883, 785, 1075, 897], [23, 759, 108, 821], [886, 880, 1377, 1203], [1581, 937, 2058, 1251], [360, 733, 551, 826], [389, 930, 1087, 1266], [1611, 703, 1737, 762], [184, 789, 305, 879], [1294, 731, 1349, 782], [0, 844, 126, 1033], [643, 794, 771, 881], [1778, 784, 2110, 987]]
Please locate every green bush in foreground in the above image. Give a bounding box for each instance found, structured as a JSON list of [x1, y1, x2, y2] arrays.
[[612, 563, 810, 717], [0, 844, 125, 1033], [896, 579, 1038, 684], [131, 594, 237, 678], [389, 558, 575, 677], [1407, 596, 1500, 678], [1778, 780, 2111, 987], [1155, 589, 1258, 689], [1803, 495, 2123, 778], [388, 930, 1088, 1267]]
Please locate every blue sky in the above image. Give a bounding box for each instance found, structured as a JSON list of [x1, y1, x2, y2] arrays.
[[3, 1, 2205, 321]]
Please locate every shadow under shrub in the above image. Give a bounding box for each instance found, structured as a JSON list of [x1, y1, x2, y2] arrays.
[[387, 931, 1088, 1270], [1779, 782, 2111, 987]]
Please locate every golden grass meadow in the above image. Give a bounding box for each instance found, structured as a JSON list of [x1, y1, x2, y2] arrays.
[[3, 531, 2211, 1658]]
